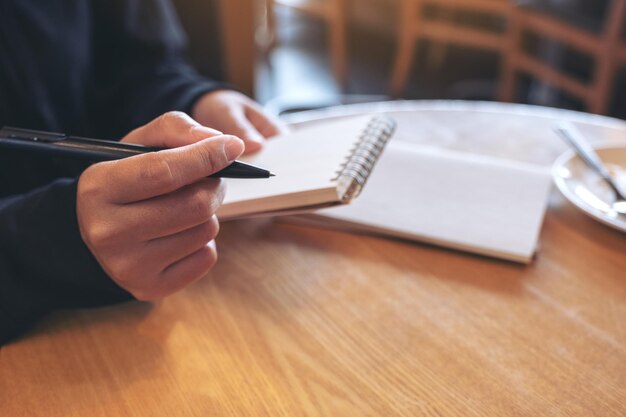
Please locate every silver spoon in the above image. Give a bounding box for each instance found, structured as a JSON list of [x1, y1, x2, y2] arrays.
[[555, 122, 626, 215]]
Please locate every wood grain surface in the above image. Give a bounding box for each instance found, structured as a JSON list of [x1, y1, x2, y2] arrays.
[[1, 102, 625, 416]]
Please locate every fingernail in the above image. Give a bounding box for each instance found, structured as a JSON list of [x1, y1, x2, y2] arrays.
[[244, 128, 265, 142], [193, 125, 223, 140], [248, 134, 264, 144], [224, 137, 245, 161]]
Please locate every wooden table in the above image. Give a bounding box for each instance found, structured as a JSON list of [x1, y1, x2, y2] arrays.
[[2, 101, 625, 416]]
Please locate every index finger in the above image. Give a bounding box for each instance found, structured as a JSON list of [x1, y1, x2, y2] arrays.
[[94, 135, 244, 203]]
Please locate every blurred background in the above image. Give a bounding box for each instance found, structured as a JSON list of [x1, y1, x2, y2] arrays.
[[172, 0, 626, 119]]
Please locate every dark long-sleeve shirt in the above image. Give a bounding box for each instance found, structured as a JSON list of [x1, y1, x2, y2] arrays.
[[0, 0, 226, 344]]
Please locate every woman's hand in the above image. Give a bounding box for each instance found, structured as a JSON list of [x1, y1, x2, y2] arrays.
[[76, 112, 244, 300], [192, 90, 287, 154]]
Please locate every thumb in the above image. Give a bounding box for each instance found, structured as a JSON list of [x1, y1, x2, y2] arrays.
[[101, 135, 245, 203]]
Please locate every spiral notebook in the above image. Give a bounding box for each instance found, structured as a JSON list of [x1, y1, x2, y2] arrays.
[[216, 115, 396, 220]]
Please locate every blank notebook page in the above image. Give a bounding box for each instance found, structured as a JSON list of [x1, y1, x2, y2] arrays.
[[310, 142, 553, 263]]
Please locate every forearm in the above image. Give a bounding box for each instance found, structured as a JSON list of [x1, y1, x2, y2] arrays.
[[0, 179, 131, 345]]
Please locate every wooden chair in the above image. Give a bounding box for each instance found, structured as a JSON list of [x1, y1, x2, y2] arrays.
[[266, 0, 349, 88], [390, 0, 513, 98], [217, 0, 257, 96], [498, 0, 626, 115]]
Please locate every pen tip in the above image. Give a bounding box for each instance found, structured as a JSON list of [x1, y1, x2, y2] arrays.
[[269, 172, 276, 177]]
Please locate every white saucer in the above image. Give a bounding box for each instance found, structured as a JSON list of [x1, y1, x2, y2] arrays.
[[552, 142, 626, 233]]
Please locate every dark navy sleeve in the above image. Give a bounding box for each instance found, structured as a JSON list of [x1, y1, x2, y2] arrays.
[[0, 179, 132, 345], [0, 0, 230, 344], [90, 0, 230, 138]]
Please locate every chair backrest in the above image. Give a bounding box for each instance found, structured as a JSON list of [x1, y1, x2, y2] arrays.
[[499, 0, 626, 114], [413, 0, 513, 51], [390, 0, 513, 97]]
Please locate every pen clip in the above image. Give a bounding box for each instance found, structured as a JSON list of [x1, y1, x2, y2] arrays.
[[1, 127, 67, 143]]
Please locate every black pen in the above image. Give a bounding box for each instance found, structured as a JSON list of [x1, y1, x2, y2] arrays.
[[0, 126, 275, 178]]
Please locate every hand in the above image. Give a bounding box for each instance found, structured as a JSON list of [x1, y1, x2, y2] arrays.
[[76, 112, 245, 300], [192, 90, 287, 154]]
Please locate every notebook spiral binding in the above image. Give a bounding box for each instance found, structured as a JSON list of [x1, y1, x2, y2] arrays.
[[333, 115, 397, 202]]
